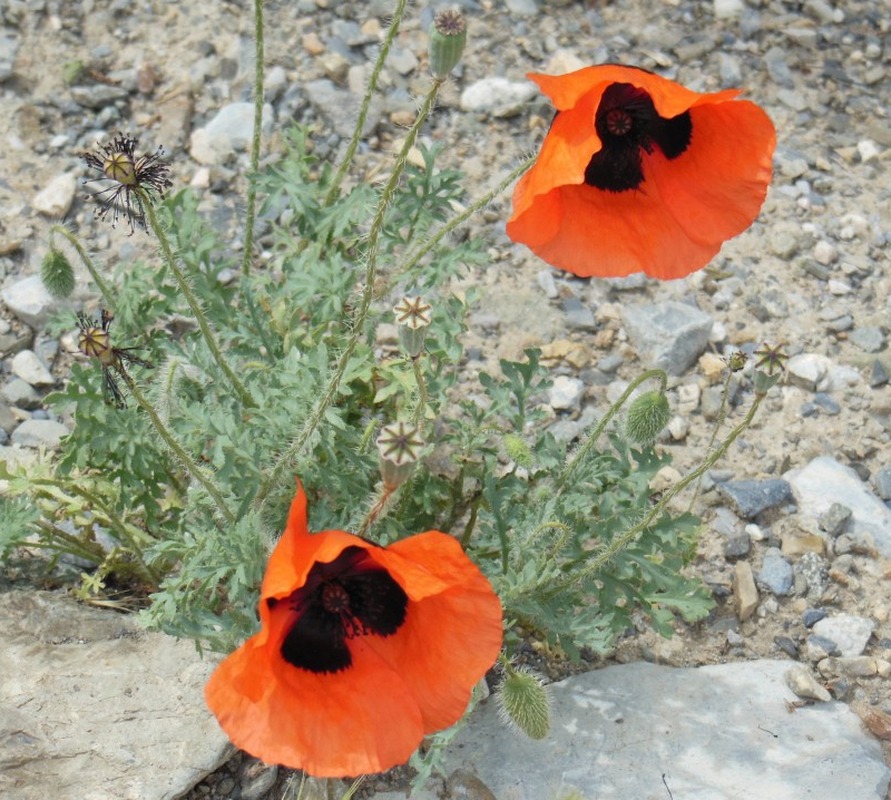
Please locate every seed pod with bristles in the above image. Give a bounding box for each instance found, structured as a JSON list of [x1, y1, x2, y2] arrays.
[[625, 389, 670, 446], [497, 665, 550, 740]]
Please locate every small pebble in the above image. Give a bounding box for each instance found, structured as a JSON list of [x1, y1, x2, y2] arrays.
[[785, 664, 831, 702]]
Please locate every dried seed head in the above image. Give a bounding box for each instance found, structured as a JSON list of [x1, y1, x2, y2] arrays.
[[428, 9, 467, 78], [83, 133, 172, 234], [376, 421, 425, 489]]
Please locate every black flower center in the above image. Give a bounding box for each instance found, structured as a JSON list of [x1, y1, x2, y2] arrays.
[[583, 82, 693, 193], [274, 545, 408, 674]]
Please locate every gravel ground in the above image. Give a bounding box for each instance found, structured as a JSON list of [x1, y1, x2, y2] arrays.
[[1, 0, 890, 797]]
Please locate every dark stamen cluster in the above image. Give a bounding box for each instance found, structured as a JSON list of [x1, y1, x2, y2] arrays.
[[584, 83, 693, 193], [277, 546, 408, 674], [83, 133, 172, 234]]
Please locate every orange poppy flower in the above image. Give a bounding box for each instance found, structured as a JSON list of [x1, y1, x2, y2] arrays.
[[205, 482, 503, 778], [506, 65, 776, 280]]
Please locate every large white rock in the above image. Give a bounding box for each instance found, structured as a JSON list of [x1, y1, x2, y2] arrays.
[[786, 455, 891, 557], [0, 591, 230, 800], [387, 660, 889, 800]]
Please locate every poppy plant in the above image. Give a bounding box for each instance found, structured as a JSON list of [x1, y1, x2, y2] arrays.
[[205, 482, 503, 778], [506, 65, 776, 280]]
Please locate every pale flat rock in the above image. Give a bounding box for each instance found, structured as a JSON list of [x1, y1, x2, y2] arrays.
[[786, 455, 891, 557], [32, 172, 77, 217], [417, 660, 889, 800], [0, 590, 229, 800]]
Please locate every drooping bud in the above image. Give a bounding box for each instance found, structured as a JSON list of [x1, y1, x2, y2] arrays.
[[428, 8, 467, 78], [393, 296, 432, 358], [497, 665, 550, 740], [625, 389, 670, 446], [376, 421, 424, 489], [503, 433, 532, 470], [41, 247, 76, 298], [726, 350, 747, 373]]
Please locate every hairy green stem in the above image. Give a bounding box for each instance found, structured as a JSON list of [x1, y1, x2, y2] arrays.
[[50, 225, 115, 306], [549, 394, 764, 595], [117, 366, 237, 526], [411, 356, 428, 426], [558, 369, 667, 489], [393, 154, 535, 286], [256, 77, 446, 508], [142, 199, 256, 408], [687, 366, 734, 513], [240, 0, 265, 277], [324, 0, 409, 206]]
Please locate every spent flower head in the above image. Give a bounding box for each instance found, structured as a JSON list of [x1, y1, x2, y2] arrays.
[[428, 8, 467, 78], [752, 342, 788, 395], [393, 296, 433, 358], [376, 421, 425, 489], [83, 133, 173, 234], [76, 309, 153, 408]]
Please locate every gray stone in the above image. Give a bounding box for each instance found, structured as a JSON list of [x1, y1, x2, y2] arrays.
[[849, 326, 885, 354], [786, 456, 891, 557], [460, 78, 537, 117], [803, 608, 828, 628], [621, 301, 712, 376], [304, 79, 382, 139], [0, 273, 60, 328], [561, 297, 596, 331], [758, 550, 794, 596], [785, 664, 831, 702], [818, 502, 852, 536], [70, 82, 130, 108], [787, 353, 831, 391], [811, 614, 875, 658], [32, 172, 78, 218], [11, 350, 54, 388], [804, 0, 842, 23], [189, 102, 274, 165], [796, 551, 829, 598], [426, 661, 889, 800], [873, 465, 891, 500], [9, 418, 68, 449], [536, 270, 558, 299], [0, 591, 228, 800], [870, 359, 889, 388], [713, 0, 744, 19], [0, 378, 40, 410], [0, 30, 19, 82], [717, 52, 742, 87], [506, 0, 540, 16], [548, 375, 585, 412], [716, 478, 793, 519]]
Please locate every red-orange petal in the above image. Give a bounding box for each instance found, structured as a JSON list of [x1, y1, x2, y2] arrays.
[[507, 65, 775, 280], [205, 628, 426, 777], [367, 532, 503, 731], [206, 485, 503, 778]]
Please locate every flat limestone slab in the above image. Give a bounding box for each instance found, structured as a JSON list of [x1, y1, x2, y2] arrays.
[[0, 590, 230, 800], [432, 660, 889, 800]]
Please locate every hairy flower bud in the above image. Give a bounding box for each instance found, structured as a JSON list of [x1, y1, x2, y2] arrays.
[[41, 247, 76, 299], [625, 390, 670, 446], [428, 9, 467, 78], [497, 665, 550, 740]]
